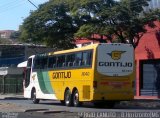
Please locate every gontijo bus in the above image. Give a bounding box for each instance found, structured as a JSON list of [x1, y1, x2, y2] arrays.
[[23, 43, 135, 107]]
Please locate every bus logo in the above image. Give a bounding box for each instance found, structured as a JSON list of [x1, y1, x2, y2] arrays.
[[107, 51, 126, 60], [32, 74, 36, 80]]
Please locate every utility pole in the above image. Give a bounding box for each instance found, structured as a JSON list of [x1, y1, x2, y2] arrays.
[[27, 0, 38, 9]]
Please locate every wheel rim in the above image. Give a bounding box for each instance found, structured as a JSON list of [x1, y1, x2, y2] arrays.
[[74, 92, 79, 105], [33, 91, 36, 102], [65, 91, 70, 105]]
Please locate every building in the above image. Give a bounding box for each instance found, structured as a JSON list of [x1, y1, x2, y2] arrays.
[[0, 30, 15, 39], [75, 35, 107, 48], [0, 44, 54, 94], [135, 21, 160, 99], [75, 39, 95, 48], [0, 44, 54, 67]]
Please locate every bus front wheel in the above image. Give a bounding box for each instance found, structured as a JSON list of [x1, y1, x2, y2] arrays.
[[72, 90, 82, 107], [64, 89, 72, 106], [31, 89, 39, 104]]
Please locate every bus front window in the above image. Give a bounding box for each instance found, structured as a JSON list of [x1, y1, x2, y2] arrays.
[[25, 58, 32, 88]]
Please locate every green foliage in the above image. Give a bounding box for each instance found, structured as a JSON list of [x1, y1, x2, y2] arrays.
[[20, 0, 160, 49], [71, 0, 159, 48], [20, 0, 77, 49]]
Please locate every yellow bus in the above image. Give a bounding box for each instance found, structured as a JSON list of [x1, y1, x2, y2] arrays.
[[24, 43, 135, 107]]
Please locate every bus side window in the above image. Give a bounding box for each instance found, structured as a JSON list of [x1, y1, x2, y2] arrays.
[[88, 50, 93, 66], [66, 54, 75, 67], [75, 52, 82, 67], [82, 50, 92, 66], [41, 56, 48, 69], [48, 56, 56, 68], [33, 55, 48, 69], [34, 58, 41, 69], [57, 55, 65, 68], [82, 52, 87, 66]]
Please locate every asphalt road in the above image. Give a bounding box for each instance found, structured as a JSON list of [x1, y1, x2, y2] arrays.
[[0, 99, 160, 118]]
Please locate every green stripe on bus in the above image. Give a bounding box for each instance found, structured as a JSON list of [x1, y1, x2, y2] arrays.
[[42, 71, 54, 94], [37, 71, 54, 94]]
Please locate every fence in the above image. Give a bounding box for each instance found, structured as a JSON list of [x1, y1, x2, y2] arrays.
[[0, 75, 23, 94]]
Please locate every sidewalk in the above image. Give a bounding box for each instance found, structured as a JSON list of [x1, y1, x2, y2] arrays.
[[0, 94, 25, 100]]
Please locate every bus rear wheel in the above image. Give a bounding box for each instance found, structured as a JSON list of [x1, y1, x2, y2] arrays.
[[72, 90, 82, 107], [60, 100, 65, 105], [64, 89, 72, 106], [31, 89, 39, 104]]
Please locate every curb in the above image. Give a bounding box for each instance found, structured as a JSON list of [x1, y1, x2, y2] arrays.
[[24, 109, 49, 112], [24, 109, 67, 114], [37, 110, 67, 114]]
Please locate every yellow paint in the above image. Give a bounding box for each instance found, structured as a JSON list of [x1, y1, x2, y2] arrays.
[[107, 51, 126, 60], [48, 68, 93, 101]]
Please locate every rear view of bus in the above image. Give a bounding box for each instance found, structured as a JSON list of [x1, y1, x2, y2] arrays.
[[93, 43, 135, 106]]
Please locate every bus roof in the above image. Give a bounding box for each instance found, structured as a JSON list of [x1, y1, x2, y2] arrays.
[[28, 43, 132, 57], [48, 43, 99, 55]]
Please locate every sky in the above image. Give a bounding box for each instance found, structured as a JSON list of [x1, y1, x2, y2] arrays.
[[0, 0, 49, 31]]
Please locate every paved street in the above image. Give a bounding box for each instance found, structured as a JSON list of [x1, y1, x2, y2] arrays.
[[0, 98, 160, 118]]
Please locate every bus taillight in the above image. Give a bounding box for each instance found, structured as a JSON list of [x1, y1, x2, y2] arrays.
[[93, 81, 97, 88]]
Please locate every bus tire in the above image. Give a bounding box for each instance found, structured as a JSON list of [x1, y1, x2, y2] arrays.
[[60, 100, 65, 105], [64, 89, 72, 107], [31, 89, 39, 104], [72, 89, 82, 107]]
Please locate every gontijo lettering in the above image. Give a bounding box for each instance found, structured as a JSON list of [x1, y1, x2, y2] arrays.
[[99, 62, 133, 67], [99, 50, 133, 67], [52, 71, 71, 79]]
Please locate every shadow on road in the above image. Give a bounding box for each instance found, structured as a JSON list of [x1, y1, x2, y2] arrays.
[[37, 100, 160, 110]]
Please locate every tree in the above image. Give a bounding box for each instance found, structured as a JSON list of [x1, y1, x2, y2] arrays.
[[20, 0, 78, 49], [20, 0, 160, 49], [71, 0, 160, 48]]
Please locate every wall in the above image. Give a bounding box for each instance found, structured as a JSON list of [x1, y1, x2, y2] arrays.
[[135, 21, 160, 99]]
